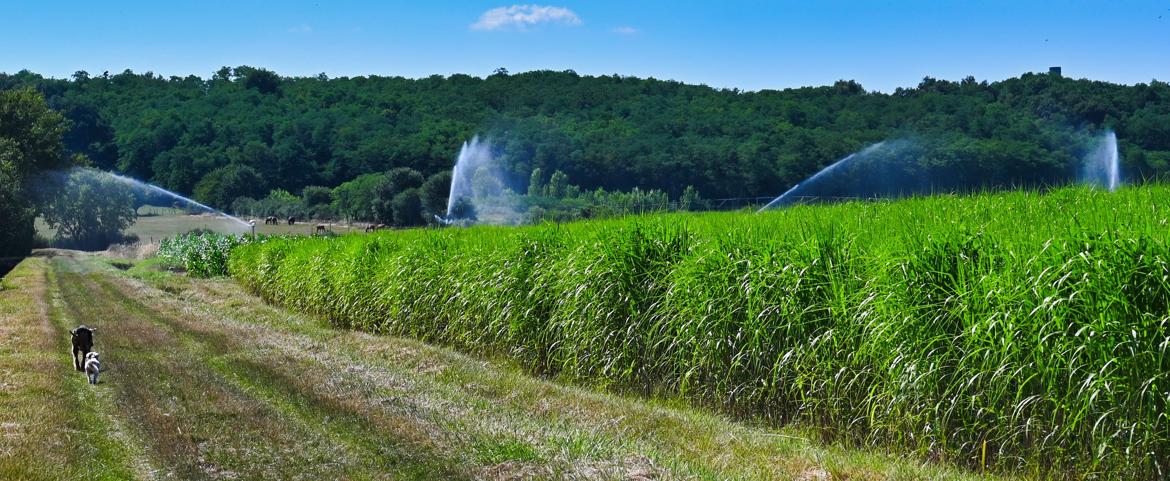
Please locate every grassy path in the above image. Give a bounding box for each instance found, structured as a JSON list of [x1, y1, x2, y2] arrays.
[[0, 252, 1008, 480]]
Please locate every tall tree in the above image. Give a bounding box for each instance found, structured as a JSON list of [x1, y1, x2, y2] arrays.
[[420, 171, 452, 218], [39, 169, 137, 250], [0, 88, 70, 257], [193, 164, 267, 208]]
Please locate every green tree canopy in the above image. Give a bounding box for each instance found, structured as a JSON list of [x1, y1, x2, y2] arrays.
[[193, 164, 267, 208], [301, 185, 334, 207], [0, 143, 35, 257], [384, 167, 425, 193], [39, 169, 138, 250], [0, 88, 70, 257], [420, 171, 452, 218], [390, 187, 424, 227], [0, 88, 70, 179], [372, 167, 425, 224], [3, 68, 1169, 210], [331, 173, 385, 221]]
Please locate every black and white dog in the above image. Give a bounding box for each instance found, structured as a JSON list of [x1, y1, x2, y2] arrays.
[[84, 352, 101, 385], [70, 325, 96, 372]]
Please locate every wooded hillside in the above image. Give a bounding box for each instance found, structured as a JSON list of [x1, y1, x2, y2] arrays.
[[3, 68, 1168, 206]]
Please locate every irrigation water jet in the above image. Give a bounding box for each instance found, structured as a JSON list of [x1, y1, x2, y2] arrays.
[[100, 169, 252, 231], [758, 131, 1124, 213], [441, 136, 524, 225], [445, 136, 492, 222], [758, 141, 888, 211], [1083, 131, 1120, 192]]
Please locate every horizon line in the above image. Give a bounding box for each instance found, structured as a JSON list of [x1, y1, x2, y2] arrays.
[[4, 66, 1166, 95]]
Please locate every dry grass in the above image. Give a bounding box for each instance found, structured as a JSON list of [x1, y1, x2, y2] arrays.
[[103, 242, 159, 260]]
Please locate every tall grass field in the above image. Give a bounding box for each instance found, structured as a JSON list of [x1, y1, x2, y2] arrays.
[[224, 186, 1170, 478]]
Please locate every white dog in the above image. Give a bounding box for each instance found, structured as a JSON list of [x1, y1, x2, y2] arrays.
[[84, 352, 101, 385]]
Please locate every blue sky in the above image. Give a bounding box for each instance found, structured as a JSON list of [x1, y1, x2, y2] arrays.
[[3, 1, 1168, 92]]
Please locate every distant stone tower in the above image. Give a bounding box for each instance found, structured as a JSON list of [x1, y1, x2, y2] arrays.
[[1049, 66, 1062, 77]]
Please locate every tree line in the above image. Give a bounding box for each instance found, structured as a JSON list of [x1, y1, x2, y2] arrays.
[[227, 166, 700, 227], [1, 67, 1168, 226]]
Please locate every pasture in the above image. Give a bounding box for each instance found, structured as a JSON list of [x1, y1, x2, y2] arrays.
[[35, 206, 364, 245]]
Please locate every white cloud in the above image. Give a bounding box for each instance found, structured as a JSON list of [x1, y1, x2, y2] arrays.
[[471, 5, 582, 31], [612, 26, 638, 35], [288, 25, 313, 33]]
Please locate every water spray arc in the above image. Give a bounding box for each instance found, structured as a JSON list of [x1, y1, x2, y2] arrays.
[[758, 141, 887, 212], [758, 131, 1124, 213], [103, 170, 252, 229]]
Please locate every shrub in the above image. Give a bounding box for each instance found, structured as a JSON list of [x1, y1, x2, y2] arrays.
[[157, 232, 267, 277]]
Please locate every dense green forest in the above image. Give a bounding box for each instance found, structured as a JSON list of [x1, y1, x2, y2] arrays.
[[2, 67, 1169, 218], [1, 89, 139, 257]]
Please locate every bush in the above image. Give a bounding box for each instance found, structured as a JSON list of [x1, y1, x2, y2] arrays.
[[448, 196, 477, 221], [157, 232, 267, 277], [390, 188, 423, 227], [420, 171, 452, 218]]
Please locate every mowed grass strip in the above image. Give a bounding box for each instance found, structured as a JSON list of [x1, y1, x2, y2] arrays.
[[226, 185, 1170, 479], [0, 257, 145, 480], [111, 253, 999, 480], [48, 254, 471, 480], [83, 266, 469, 480]]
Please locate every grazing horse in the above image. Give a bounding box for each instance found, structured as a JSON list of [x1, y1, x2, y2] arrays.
[[265, 216, 278, 225], [316, 224, 327, 235], [287, 217, 296, 226], [70, 325, 96, 371]]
